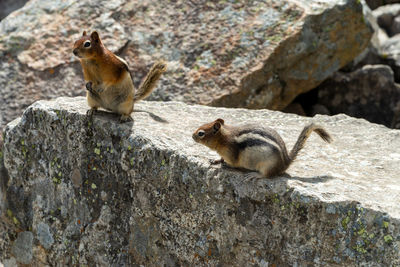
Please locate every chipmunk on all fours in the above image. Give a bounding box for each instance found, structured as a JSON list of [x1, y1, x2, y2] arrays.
[[73, 30, 166, 122], [193, 118, 332, 178]]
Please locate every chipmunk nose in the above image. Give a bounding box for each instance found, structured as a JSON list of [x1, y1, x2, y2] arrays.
[[73, 49, 78, 56]]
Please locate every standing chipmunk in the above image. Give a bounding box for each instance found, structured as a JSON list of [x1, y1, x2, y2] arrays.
[[73, 31, 166, 122], [192, 119, 332, 178]]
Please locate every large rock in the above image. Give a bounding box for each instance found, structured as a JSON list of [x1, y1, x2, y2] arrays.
[[1, 97, 399, 266], [0, 0, 371, 131], [343, 2, 388, 71], [316, 65, 400, 128]]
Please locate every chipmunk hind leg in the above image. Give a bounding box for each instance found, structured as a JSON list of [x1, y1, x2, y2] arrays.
[[259, 165, 284, 178], [86, 92, 101, 116], [240, 162, 282, 184], [257, 157, 284, 178], [116, 95, 134, 122]]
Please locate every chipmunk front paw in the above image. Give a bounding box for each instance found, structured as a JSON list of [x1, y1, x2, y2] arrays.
[[86, 108, 97, 117], [119, 114, 133, 123], [86, 82, 96, 94], [210, 158, 224, 165]]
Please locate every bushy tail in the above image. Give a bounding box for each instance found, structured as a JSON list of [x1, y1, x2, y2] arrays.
[[134, 60, 167, 102], [289, 123, 332, 161]]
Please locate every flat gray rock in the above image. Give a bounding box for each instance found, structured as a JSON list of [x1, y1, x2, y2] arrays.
[[2, 97, 399, 265]]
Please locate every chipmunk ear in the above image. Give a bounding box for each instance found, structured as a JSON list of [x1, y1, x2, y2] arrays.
[[213, 120, 223, 133], [91, 31, 100, 42], [216, 118, 225, 125], [82, 31, 87, 36]]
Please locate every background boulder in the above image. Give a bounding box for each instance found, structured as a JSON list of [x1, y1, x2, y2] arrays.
[[0, 0, 371, 132], [290, 2, 400, 129], [316, 65, 400, 128]]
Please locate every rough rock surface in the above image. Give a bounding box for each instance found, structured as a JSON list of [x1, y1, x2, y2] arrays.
[[316, 64, 400, 128], [1, 97, 399, 266], [0, 0, 371, 132], [303, 2, 400, 128], [343, 2, 388, 71]]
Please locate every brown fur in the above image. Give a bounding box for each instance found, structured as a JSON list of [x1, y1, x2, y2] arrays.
[[193, 119, 332, 178], [73, 31, 166, 121]]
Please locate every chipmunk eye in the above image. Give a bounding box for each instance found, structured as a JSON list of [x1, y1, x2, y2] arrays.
[[197, 130, 205, 138], [84, 41, 91, 48]]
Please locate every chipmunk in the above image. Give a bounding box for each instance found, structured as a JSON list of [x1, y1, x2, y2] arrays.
[[192, 119, 332, 178], [73, 31, 166, 122]]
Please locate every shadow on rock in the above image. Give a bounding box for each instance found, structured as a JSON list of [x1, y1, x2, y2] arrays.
[[284, 174, 335, 184], [84, 109, 168, 124], [134, 109, 168, 123]]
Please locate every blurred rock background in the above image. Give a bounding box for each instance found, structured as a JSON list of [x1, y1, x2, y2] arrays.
[[0, 0, 386, 134], [0, 0, 399, 133], [288, 1, 400, 129]]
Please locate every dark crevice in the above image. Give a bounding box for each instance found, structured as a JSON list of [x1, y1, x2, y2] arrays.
[[291, 87, 320, 116]]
